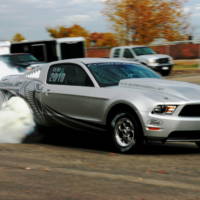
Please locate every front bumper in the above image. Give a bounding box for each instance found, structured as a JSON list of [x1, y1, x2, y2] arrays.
[[155, 64, 172, 69], [153, 65, 173, 72], [143, 113, 200, 142], [147, 64, 173, 75]]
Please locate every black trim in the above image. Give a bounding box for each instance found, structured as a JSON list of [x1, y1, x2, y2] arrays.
[[167, 131, 200, 141], [147, 131, 200, 142], [42, 103, 107, 132], [179, 105, 200, 117]]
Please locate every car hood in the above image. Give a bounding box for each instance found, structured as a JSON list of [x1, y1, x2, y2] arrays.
[[137, 54, 171, 60], [119, 78, 200, 102], [16, 61, 45, 67]]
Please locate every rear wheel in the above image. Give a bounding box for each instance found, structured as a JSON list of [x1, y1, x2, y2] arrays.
[[109, 111, 143, 153]]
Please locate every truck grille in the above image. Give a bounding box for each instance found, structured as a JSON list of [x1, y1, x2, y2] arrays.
[[156, 58, 169, 64], [179, 105, 200, 117]]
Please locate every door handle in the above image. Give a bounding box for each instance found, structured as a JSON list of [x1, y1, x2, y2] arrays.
[[35, 84, 43, 92]]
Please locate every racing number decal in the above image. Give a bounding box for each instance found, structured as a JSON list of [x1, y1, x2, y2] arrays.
[[48, 67, 66, 84]]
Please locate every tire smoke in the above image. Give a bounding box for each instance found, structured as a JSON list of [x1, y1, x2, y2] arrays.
[[0, 61, 35, 143]]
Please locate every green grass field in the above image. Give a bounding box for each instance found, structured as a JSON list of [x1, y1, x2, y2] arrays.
[[173, 60, 200, 71], [174, 64, 198, 70]]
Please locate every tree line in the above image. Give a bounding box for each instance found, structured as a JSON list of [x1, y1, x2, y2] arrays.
[[12, 0, 190, 47], [12, 25, 118, 47]]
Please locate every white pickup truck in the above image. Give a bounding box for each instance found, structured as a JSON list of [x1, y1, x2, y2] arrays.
[[110, 45, 173, 76]]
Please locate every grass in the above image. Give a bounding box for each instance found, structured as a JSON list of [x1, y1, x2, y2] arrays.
[[173, 64, 199, 71], [169, 60, 200, 76], [173, 59, 200, 71]]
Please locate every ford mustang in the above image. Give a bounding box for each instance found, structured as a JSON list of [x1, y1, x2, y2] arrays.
[[0, 58, 200, 153]]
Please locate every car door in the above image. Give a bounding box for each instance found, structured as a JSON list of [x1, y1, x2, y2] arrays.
[[40, 63, 108, 124]]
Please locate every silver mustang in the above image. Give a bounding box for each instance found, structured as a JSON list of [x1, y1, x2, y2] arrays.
[[1, 58, 200, 153]]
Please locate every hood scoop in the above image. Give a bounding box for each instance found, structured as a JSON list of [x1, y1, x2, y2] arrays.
[[119, 78, 200, 101], [119, 78, 165, 91]]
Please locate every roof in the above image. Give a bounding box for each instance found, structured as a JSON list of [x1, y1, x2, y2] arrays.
[[11, 37, 85, 45], [112, 45, 147, 49], [0, 41, 10, 47], [49, 57, 139, 65], [56, 37, 85, 43]]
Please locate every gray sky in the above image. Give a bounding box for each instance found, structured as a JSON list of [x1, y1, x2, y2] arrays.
[[0, 0, 200, 41]]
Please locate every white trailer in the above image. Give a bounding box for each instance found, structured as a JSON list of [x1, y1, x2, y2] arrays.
[[10, 37, 85, 62], [0, 41, 10, 55]]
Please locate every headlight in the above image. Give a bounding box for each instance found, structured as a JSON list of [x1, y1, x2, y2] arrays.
[[169, 57, 174, 64], [147, 59, 156, 65], [152, 105, 178, 115]]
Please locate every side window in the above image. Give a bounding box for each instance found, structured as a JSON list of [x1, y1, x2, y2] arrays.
[[47, 63, 94, 87], [113, 48, 121, 57], [123, 49, 134, 58]]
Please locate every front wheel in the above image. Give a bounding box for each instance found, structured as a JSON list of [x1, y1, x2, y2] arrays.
[[110, 112, 143, 153], [161, 69, 171, 76], [195, 142, 200, 148]]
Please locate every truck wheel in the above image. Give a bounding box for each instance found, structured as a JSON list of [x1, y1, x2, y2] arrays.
[[161, 67, 172, 76], [161, 70, 170, 76], [109, 111, 143, 153]]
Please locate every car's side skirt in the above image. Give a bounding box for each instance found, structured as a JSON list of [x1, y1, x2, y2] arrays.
[[41, 103, 107, 133]]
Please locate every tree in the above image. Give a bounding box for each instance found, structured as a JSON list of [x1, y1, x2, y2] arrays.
[[47, 24, 90, 46], [12, 33, 25, 42], [89, 32, 118, 47], [67, 24, 89, 39], [103, 0, 190, 45], [47, 24, 118, 47], [47, 24, 89, 39]]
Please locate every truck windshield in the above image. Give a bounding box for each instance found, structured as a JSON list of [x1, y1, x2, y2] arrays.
[[133, 47, 156, 56], [87, 62, 161, 87]]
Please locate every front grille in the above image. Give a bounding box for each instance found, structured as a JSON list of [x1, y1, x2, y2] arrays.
[[156, 58, 169, 64], [179, 105, 200, 117], [167, 131, 200, 141]]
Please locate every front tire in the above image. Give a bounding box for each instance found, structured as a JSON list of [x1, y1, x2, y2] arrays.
[[195, 142, 200, 148], [110, 112, 143, 153], [161, 69, 171, 76]]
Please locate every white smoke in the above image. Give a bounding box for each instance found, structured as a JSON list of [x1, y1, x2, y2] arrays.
[[0, 61, 19, 77], [0, 61, 35, 143]]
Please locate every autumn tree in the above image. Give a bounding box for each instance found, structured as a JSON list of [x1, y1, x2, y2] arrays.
[[47, 24, 118, 47], [47, 24, 89, 40], [47, 24, 90, 46], [12, 33, 26, 42], [103, 0, 190, 45], [89, 32, 118, 47]]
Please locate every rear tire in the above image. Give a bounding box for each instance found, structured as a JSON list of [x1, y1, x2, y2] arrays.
[[22, 124, 47, 143], [109, 111, 143, 153]]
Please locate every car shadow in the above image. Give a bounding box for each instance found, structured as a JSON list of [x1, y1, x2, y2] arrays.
[[141, 142, 200, 155], [23, 126, 113, 153], [22, 126, 200, 155]]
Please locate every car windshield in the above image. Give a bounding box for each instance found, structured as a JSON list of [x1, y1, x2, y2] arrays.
[[133, 47, 156, 56], [0, 54, 38, 64], [87, 62, 161, 87]]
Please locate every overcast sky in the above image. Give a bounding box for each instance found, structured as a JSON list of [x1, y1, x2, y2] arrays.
[[0, 0, 200, 41]]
